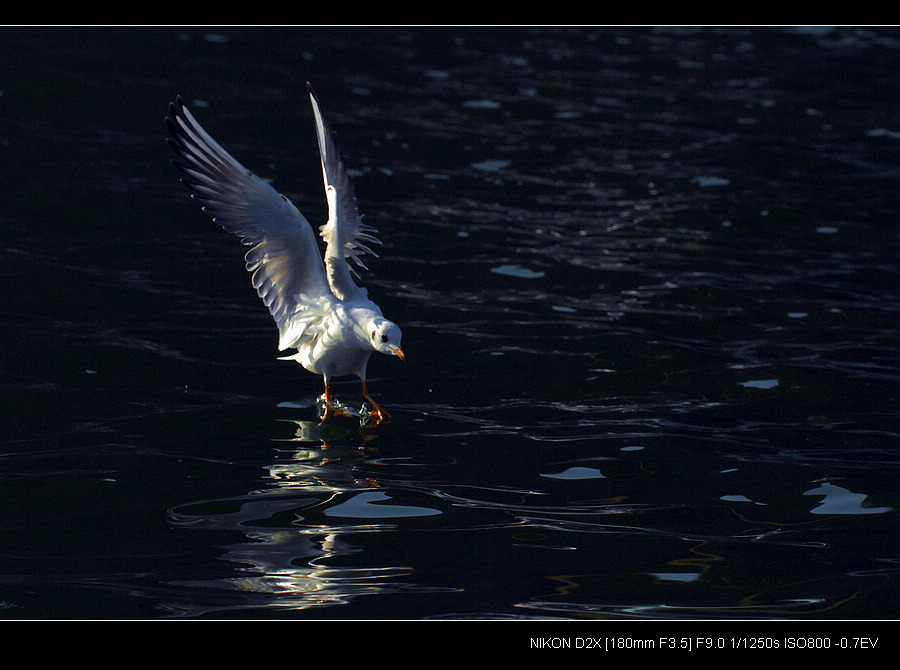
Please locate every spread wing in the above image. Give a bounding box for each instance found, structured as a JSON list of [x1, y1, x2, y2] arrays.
[[166, 96, 335, 351], [307, 83, 382, 302]]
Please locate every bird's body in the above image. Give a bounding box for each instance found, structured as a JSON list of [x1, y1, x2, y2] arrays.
[[280, 302, 393, 382], [166, 84, 403, 423]]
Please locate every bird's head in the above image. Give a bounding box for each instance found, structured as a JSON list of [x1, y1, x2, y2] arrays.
[[369, 318, 404, 360]]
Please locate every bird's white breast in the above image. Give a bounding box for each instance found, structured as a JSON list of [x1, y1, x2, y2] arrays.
[[298, 303, 377, 379]]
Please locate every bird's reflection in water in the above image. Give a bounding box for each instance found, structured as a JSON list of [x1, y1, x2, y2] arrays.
[[267, 416, 382, 487], [165, 414, 450, 617]]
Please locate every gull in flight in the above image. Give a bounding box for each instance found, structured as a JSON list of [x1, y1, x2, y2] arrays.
[[166, 84, 404, 423]]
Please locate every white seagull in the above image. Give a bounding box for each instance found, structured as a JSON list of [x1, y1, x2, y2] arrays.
[[166, 84, 404, 423]]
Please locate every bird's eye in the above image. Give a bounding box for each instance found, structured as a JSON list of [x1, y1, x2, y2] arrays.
[[381, 334, 389, 343]]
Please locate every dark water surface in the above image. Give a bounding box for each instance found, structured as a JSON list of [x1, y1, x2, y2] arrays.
[[1, 27, 898, 621]]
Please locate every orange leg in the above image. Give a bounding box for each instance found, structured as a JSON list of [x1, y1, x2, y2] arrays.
[[320, 383, 353, 421], [320, 384, 336, 420], [362, 380, 390, 423]]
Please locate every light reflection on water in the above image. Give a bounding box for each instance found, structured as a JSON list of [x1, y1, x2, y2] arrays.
[[805, 482, 892, 516], [160, 396, 892, 618]]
